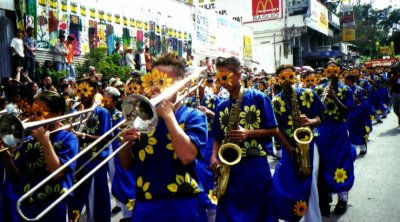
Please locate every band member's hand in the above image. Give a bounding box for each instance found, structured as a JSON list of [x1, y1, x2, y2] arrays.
[[228, 126, 248, 143], [31, 127, 50, 143], [210, 155, 220, 172], [296, 115, 310, 127], [122, 128, 140, 145], [156, 100, 174, 119], [198, 106, 213, 116], [326, 89, 336, 98]]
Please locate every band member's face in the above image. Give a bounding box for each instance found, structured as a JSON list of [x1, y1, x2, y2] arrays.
[[102, 93, 115, 110], [216, 67, 240, 91], [152, 65, 180, 102], [278, 68, 296, 87]]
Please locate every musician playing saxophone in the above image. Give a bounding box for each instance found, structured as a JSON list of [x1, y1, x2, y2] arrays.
[[210, 56, 287, 222], [119, 53, 208, 221], [272, 65, 325, 222]]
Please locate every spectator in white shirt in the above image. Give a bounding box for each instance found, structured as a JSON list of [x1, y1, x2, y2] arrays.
[[125, 48, 136, 70], [53, 33, 69, 73], [10, 29, 24, 77]]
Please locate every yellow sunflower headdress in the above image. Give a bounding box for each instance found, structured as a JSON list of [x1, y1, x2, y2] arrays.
[[74, 81, 94, 97], [141, 69, 173, 96], [215, 71, 234, 86], [324, 66, 341, 77], [301, 75, 317, 87], [125, 82, 142, 95], [31, 103, 49, 121], [277, 70, 296, 84]]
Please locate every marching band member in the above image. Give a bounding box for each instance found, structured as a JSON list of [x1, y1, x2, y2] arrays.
[[314, 61, 355, 216], [69, 78, 112, 222], [119, 53, 208, 221], [102, 87, 135, 220], [389, 64, 400, 127], [210, 56, 283, 222], [2, 91, 78, 221], [272, 65, 325, 222]]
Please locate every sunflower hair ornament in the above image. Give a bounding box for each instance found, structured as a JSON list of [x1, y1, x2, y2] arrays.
[[31, 103, 49, 121], [215, 71, 234, 86], [102, 97, 112, 107], [324, 66, 341, 77], [277, 70, 297, 84], [141, 69, 173, 96], [301, 75, 317, 87], [74, 81, 94, 97], [125, 82, 142, 95]]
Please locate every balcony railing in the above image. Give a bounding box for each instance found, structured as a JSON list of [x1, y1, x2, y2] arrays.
[[288, 0, 308, 15]]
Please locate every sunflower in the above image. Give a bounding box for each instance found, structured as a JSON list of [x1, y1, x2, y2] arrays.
[[300, 89, 314, 108], [138, 129, 157, 161], [136, 176, 152, 200], [125, 83, 142, 95], [277, 70, 296, 84], [141, 72, 160, 96], [36, 184, 67, 200], [336, 87, 347, 100], [166, 123, 184, 159], [167, 172, 201, 195], [352, 69, 360, 75], [241, 139, 266, 157], [323, 98, 338, 116], [334, 168, 348, 183], [219, 107, 230, 134], [239, 105, 261, 130], [302, 75, 317, 87], [342, 70, 350, 76], [102, 97, 112, 107], [205, 95, 217, 109], [293, 200, 308, 217], [216, 71, 233, 86], [153, 69, 173, 92], [31, 103, 49, 121], [74, 82, 94, 98], [285, 115, 294, 138], [324, 66, 341, 77], [26, 141, 44, 172], [84, 115, 99, 134], [17, 99, 32, 114], [272, 97, 287, 115]]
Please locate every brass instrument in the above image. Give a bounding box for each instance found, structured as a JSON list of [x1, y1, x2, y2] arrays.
[[320, 81, 331, 102], [291, 87, 313, 177], [213, 88, 244, 199], [11, 66, 207, 221]]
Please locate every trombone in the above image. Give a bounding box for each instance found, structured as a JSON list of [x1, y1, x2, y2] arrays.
[[15, 66, 207, 221], [0, 106, 96, 152]]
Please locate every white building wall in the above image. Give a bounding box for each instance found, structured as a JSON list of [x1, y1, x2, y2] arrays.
[[0, 1, 14, 11]]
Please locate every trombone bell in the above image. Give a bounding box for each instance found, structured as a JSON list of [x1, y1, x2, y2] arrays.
[[0, 114, 24, 151], [121, 94, 158, 133]]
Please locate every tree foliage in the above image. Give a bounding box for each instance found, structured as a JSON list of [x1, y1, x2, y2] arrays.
[[75, 47, 131, 82]]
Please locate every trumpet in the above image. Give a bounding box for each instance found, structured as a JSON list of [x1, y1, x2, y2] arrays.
[[15, 66, 207, 221]]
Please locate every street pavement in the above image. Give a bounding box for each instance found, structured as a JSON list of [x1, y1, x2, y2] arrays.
[[110, 111, 400, 222]]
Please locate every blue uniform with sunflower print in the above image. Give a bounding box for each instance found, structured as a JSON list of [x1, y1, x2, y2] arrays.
[[314, 82, 355, 193], [272, 87, 325, 222], [69, 105, 112, 222], [347, 85, 368, 146], [212, 89, 277, 222], [128, 105, 208, 221], [110, 108, 136, 207], [15, 130, 78, 221]]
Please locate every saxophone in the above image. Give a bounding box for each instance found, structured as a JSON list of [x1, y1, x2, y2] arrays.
[[291, 86, 313, 177], [213, 88, 244, 199], [320, 81, 331, 102]]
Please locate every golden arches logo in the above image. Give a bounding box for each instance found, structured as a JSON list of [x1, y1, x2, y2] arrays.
[[255, 0, 274, 15]]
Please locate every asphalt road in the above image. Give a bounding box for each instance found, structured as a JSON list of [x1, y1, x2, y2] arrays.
[[109, 111, 400, 222]]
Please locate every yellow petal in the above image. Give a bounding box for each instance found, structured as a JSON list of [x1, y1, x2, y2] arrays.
[[145, 146, 154, 154], [137, 176, 143, 187], [142, 182, 150, 191], [185, 172, 191, 183], [176, 175, 184, 184], [148, 137, 157, 145], [145, 192, 152, 200], [167, 183, 178, 192], [139, 150, 146, 161]]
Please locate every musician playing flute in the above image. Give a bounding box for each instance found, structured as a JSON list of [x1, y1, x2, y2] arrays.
[[119, 53, 208, 221], [210, 56, 286, 222], [272, 65, 325, 222], [2, 91, 78, 221], [314, 60, 355, 216]]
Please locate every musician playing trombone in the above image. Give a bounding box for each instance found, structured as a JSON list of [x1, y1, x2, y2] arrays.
[[68, 77, 112, 222], [2, 91, 78, 221], [119, 53, 208, 221], [272, 65, 325, 222]]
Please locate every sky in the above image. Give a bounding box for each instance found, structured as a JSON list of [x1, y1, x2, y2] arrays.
[[357, 0, 399, 10]]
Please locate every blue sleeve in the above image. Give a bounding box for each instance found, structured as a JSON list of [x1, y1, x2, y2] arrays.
[[185, 109, 208, 158], [343, 86, 355, 109], [97, 107, 112, 135], [56, 131, 79, 174], [303, 89, 326, 118], [211, 101, 228, 143]]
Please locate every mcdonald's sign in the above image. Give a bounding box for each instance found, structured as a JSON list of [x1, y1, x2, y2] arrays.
[[252, 0, 283, 22]]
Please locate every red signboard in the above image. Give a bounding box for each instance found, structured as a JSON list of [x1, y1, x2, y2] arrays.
[[252, 0, 280, 16], [250, 0, 283, 22], [364, 58, 399, 68]]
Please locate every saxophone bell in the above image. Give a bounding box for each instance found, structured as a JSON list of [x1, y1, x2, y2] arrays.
[[293, 126, 313, 177]]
